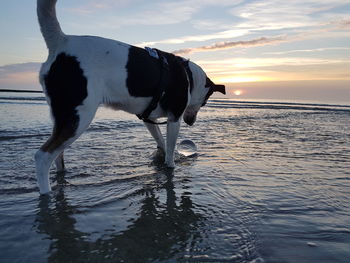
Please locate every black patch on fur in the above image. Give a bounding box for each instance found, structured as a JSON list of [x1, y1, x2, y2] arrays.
[[44, 53, 88, 137], [126, 47, 189, 121], [126, 46, 163, 97]]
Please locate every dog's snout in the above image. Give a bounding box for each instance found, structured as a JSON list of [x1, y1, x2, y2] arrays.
[[184, 107, 198, 126], [184, 114, 196, 126]]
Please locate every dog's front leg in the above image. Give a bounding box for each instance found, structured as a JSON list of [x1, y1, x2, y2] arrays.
[[165, 120, 180, 168]]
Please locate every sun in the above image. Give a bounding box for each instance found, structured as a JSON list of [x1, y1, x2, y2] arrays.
[[233, 90, 242, 96]]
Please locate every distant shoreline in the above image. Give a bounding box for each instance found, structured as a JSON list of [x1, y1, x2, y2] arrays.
[[1, 89, 348, 108], [0, 89, 43, 93]]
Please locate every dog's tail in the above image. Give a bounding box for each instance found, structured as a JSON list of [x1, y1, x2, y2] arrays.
[[37, 0, 65, 51]]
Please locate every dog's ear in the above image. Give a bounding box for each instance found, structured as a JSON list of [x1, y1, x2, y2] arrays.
[[213, 84, 226, 95], [206, 77, 226, 94]]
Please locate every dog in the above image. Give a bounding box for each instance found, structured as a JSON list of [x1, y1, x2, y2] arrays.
[[35, 0, 226, 194]]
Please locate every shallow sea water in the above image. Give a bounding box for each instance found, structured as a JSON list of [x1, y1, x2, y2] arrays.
[[0, 92, 350, 262]]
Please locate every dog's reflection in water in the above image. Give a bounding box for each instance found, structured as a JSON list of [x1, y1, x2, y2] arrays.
[[35, 169, 204, 262]]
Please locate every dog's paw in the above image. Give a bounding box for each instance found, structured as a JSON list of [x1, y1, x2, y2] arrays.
[[150, 147, 165, 163]]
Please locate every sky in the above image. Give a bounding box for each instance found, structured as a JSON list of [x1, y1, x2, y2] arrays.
[[0, 0, 349, 103]]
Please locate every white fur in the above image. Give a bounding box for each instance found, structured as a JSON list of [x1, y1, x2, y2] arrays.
[[35, 0, 211, 194]]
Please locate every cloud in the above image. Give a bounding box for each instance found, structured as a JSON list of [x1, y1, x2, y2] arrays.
[[66, 0, 242, 27], [0, 63, 41, 90], [264, 47, 350, 55], [67, 0, 242, 15], [199, 57, 350, 68], [172, 36, 287, 55], [137, 29, 249, 47], [0, 63, 40, 75], [170, 14, 350, 55], [230, 0, 350, 31], [197, 56, 350, 84], [62, 0, 349, 58], [134, 0, 350, 48], [64, 0, 139, 14], [123, 4, 197, 26], [67, 2, 198, 30], [332, 18, 350, 29]]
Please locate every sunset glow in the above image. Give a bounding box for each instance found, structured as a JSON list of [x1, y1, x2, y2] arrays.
[[215, 76, 266, 84]]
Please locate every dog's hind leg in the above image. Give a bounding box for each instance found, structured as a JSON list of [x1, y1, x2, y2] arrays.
[[144, 122, 166, 161], [35, 138, 64, 194], [55, 152, 65, 172], [35, 106, 97, 194], [165, 120, 181, 168], [144, 122, 166, 152]]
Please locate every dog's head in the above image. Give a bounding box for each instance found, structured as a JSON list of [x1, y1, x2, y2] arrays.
[[183, 62, 226, 126]]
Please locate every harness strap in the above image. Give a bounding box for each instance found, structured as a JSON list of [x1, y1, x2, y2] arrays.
[[182, 60, 194, 93], [137, 49, 192, 125], [136, 48, 168, 125], [140, 118, 167, 125]]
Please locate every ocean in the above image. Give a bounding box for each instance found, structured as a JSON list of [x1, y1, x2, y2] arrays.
[[0, 91, 349, 262]]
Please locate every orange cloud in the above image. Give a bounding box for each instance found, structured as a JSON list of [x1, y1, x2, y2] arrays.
[[172, 36, 286, 55]]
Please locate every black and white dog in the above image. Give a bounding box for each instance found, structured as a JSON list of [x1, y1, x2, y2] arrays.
[[35, 0, 225, 194]]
